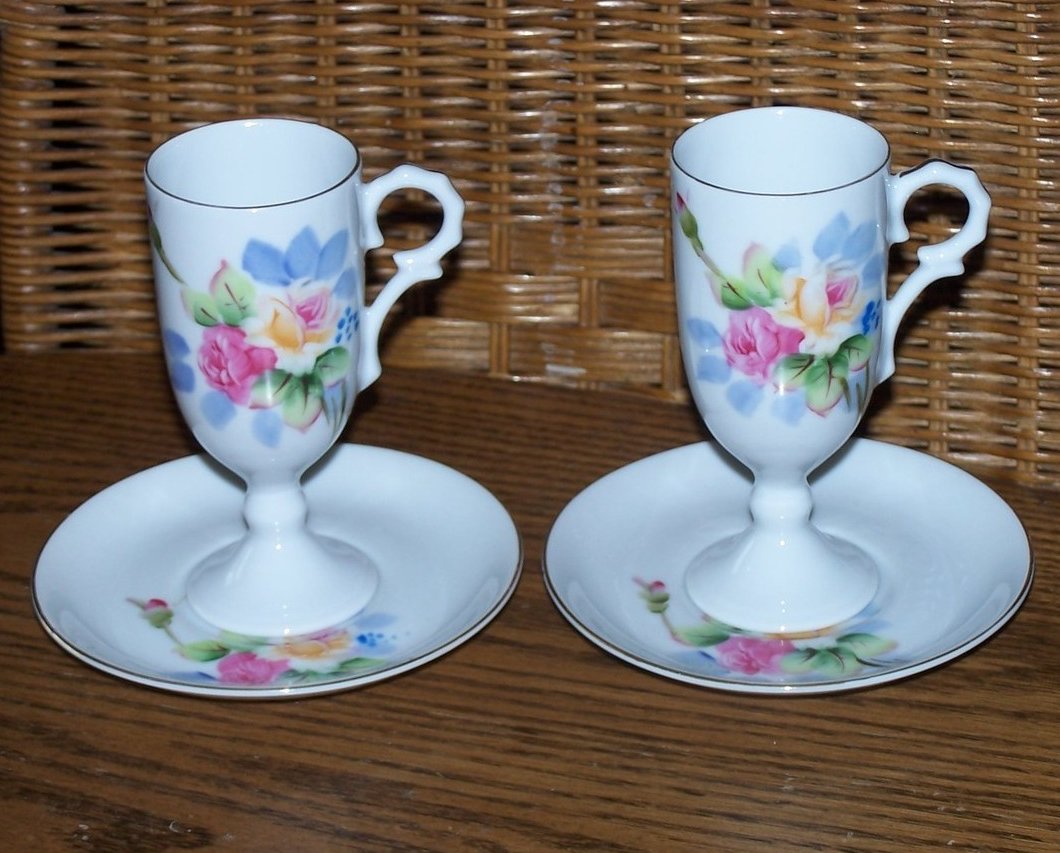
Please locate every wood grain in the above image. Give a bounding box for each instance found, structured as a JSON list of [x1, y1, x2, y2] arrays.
[[1, 353, 1057, 852]]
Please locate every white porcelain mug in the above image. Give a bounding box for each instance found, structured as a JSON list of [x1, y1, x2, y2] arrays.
[[671, 106, 990, 633], [145, 118, 464, 637]]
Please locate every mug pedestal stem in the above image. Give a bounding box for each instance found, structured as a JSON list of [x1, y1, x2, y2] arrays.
[[185, 482, 378, 637], [684, 476, 878, 634]]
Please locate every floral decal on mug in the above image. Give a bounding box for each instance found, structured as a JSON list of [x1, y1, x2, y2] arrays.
[[153, 225, 359, 446], [676, 193, 884, 422], [636, 579, 898, 680]]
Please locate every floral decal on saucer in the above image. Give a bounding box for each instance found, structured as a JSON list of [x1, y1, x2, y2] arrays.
[[129, 597, 396, 687], [152, 224, 358, 446], [675, 194, 884, 422], [636, 579, 898, 680]]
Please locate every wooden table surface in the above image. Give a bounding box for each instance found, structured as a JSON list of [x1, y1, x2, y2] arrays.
[[1, 352, 1057, 852]]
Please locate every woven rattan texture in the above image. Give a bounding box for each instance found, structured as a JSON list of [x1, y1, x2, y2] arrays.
[[1, 2, 1057, 484]]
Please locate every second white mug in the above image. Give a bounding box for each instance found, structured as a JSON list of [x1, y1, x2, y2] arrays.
[[671, 106, 990, 632]]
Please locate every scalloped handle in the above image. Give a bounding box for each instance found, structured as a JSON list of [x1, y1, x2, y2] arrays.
[[878, 160, 991, 381], [356, 165, 464, 389]]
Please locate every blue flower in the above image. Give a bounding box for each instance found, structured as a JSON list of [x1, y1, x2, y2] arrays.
[[355, 612, 397, 630], [334, 307, 358, 344], [773, 241, 801, 271], [169, 362, 195, 393], [163, 328, 195, 392], [686, 317, 723, 350], [163, 328, 191, 358], [251, 409, 283, 448], [333, 268, 357, 298], [355, 629, 397, 655], [813, 213, 851, 261], [860, 299, 881, 334], [841, 222, 878, 263], [726, 380, 764, 415], [771, 391, 806, 425], [201, 390, 236, 428], [242, 227, 350, 287], [813, 213, 878, 264], [696, 355, 730, 384]]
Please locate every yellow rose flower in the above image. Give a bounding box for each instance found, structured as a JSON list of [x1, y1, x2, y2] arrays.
[[275, 629, 352, 660], [260, 298, 306, 353], [777, 264, 862, 349]]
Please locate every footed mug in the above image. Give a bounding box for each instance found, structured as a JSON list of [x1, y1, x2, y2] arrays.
[[671, 107, 990, 633], [146, 118, 464, 636]]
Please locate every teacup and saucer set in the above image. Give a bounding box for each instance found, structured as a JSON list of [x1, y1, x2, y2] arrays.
[[545, 108, 1032, 694], [32, 119, 521, 698], [33, 108, 1032, 698]]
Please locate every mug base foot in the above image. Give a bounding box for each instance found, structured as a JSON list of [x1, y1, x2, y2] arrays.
[[185, 531, 379, 638], [684, 522, 878, 635]]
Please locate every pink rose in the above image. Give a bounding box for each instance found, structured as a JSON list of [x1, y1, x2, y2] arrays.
[[824, 269, 858, 311], [723, 307, 805, 382], [712, 636, 795, 675], [198, 325, 277, 404], [293, 289, 334, 331], [138, 597, 173, 629], [216, 651, 289, 685]]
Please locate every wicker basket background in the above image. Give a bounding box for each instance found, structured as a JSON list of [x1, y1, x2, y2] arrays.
[[1, 2, 1057, 485]]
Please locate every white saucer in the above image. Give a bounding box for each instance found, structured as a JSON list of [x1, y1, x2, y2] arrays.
[[544, 439, 1032, 695], [34, 444, 522, 699]]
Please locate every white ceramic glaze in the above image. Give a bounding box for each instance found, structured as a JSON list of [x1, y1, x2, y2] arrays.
[[544, 439, 1031, 695], [145, 119, 464, 637], [33, 445, 521, 699], [671, 107, 991, 632]]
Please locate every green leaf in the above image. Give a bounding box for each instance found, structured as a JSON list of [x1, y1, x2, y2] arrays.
[[178, 640, 230, 662], [804, 355, 849, 414], [314, 347, 351, 386], [322, 381, 349, 431], [336, 656, 386, 673], [678, 205, 729, 286], [210, 266, 257, 325], [277, 669, 320, 684], [150, 221, 185, 284], [182, 290, 222, 327], [741, 244, 785, 305], [780, 648, 820, 674], [639, 586, 670, 614], [144, 608, 173, 629], [217, 631, 268, 652], [678, 206, 705, 257], [855, 373, 868, 413], [809, 646, 860, 676], [250, 369, 295, 408], [781, 646, 863, 676], [673, 620, 732, 647], [836, 632, 897, 659], [775, 353, 816, 389], [836, 334, 872, 372], [718, 277, 754, 310], [282, 376, 324, 429], [854, 357, 875, 414]]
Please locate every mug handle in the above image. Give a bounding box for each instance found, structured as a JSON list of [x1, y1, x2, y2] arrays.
[[878, 161, 991, 381], [356, 165, 465, 389]]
